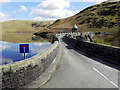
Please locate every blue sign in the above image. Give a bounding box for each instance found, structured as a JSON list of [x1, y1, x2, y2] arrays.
[[19, 44, 29, 53]]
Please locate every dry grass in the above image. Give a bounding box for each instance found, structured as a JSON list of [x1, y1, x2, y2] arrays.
[[1, 20, 54, 43]]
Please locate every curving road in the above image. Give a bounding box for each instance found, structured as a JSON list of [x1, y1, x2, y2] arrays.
[[42, 35, 119, 88]]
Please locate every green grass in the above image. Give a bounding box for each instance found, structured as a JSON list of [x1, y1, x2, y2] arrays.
[[93, 35, 112, 45], [92, 32, 120, 47]]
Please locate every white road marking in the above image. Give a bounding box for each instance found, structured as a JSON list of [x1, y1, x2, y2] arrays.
[[52, 57, 56, 64], [104, 65, 112, 69], [61, 38, 119, 88], [93, 68, 119, 89]]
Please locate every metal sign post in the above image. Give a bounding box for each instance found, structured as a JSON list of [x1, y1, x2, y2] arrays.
[[19, 44, 29, 59], [22, 45, 27, 59]]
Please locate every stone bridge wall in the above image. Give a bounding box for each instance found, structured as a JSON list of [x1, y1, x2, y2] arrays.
[[0, 41, 59, 89], [65, 36, 120, 65]]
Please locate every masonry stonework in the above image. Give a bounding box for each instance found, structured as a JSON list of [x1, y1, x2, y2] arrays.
[[1, 41, 59, 89], [65, 35, 120, 65]]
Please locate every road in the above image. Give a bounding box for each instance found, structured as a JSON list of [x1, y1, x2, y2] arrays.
[[42, 35, 119, 88]]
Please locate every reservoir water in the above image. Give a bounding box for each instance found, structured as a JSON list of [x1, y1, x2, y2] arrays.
[[0, 41, 52, 65]]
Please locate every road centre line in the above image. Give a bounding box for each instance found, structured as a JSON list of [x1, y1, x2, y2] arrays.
[[93, 68, 119, 89]]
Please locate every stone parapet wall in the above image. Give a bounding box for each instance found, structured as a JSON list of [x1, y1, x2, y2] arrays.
[[0, 41, 59, 89], [65, 36, 120, 65]]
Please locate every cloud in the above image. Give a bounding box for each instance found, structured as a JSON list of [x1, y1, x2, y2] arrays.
[[68, 0, 106, 3], [20, 5, 28, 11], [10, 5, 28, 14], [33, 43, 43, 46], [30, 0, 78, 21], [0, 0, 11, 4], [0, 0, 106, 3], [0, 58, 13, 65], [38, 0, 70, 10], [0, 12, 9, 22], [34, 16, 43, 21], [31, 8, 78, 19], [0, 42, 11, 52], [30, 43, 43, 54], [2, 0, 106, 3], [0, 12, 9, 19]]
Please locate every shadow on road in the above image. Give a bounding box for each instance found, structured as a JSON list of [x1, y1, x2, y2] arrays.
[[66, 46, 75, 49], [62, 37, 120, 71]]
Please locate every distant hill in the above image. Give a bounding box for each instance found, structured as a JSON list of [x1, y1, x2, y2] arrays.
[[49, 1, 120, 31], [2, 20, 34, 33], [48, 1, 120, 47], [2, 20, 55, 33], [31, 20, 55, 28], [1, 20, 55, 43], [106, 0, 120, 2]]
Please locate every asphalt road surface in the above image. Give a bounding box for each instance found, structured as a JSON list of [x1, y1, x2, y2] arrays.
[[42, 35, 119, 88]]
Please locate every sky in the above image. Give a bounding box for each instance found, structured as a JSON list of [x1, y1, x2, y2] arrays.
[[0, 0, 107, 22]]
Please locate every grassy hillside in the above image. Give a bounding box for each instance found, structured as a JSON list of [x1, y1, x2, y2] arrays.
[[2, 20, 55, 33], [31, 20, 55, 28], [49, 1, 120, 29], [2, 20, 35, 33], [1, 1, 120, 46], [1, 20, 55, 43], [48, 1, 120, 47]]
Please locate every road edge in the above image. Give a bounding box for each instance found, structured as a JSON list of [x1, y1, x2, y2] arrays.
[[37, 45, 63, 88], [21, 45, 63, 88]]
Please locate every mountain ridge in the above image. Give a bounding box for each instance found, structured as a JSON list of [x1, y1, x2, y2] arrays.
[[106, 0, 120, 2], [49, 1, 120, 30], [47, 1, 120, 47]]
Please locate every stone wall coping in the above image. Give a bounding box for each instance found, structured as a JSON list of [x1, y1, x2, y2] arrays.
[[85, 41, 120, 49], [65, 33, 119, 49], [0, 41, 58, 73]]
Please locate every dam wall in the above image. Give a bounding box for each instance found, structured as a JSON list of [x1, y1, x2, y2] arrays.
[[64, 35, 120, 65], [1, 41, 59, 89]]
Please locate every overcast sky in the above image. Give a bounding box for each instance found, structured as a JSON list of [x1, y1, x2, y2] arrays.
[[0, 0, 106, 22]]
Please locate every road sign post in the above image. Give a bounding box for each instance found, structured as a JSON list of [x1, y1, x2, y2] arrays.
[[23, 45, 26, 59], [19, 44, 29, 59], [24, 53, 26, 59]]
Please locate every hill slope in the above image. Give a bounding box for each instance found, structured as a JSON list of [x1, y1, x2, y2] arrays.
[[49, 1, 120, 30], [48, 1, 120, 46], [1, 20, 55, 43], [2, 20, 55, 33]]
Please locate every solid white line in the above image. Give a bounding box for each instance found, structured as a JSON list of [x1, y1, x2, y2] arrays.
[[104, 65, 111, 69], [104, 65, 116, 70], [52, 57, 56, 64], [93, 68, 119, 89]]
